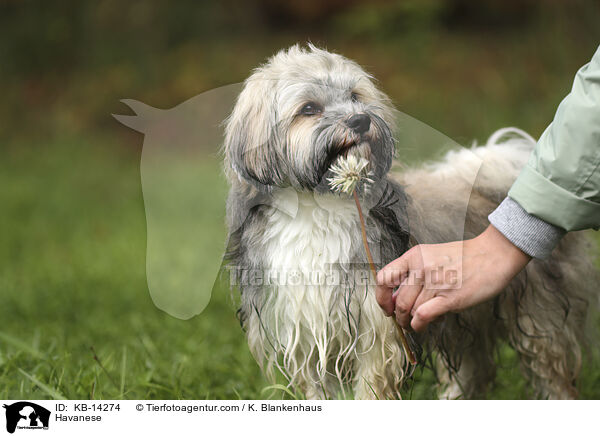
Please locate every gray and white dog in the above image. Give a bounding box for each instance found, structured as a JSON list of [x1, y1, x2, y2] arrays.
[[223, 44, 596, 399]]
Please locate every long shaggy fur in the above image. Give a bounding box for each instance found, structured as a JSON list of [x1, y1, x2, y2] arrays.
[[223, 45, 597, 399]]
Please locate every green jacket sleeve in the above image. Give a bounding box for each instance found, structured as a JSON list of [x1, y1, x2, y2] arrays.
[[508, 45, 600, 231]]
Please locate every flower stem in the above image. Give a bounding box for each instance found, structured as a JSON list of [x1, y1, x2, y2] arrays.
[[353, 190, 417, 366]]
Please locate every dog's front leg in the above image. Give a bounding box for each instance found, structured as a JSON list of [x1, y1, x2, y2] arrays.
[[352, 308, 407, 399]]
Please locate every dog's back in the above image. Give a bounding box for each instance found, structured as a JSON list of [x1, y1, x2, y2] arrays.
[[391, 127, 536, 243]]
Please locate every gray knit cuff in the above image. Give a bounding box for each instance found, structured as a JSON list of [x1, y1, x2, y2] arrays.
[[488, 197, 566, 259]]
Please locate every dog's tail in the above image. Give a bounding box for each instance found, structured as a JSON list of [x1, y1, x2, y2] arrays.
[[395, 127, 536, 190], [485, 127, 536, 149], [455, 127, 537, 196], [465, 127, 537, 175]]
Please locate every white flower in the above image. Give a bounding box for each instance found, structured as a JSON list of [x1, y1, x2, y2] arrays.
[[327, 155, 373, 194]]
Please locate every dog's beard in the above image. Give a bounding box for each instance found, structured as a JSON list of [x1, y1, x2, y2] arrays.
[[285, 111, 394, 194]]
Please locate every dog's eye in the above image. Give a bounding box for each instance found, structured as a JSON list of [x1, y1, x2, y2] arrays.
[[351, 92, 359, 102], [300, 102, 322, 116]]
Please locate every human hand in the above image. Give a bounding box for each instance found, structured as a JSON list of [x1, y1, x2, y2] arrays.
[[375, 225, 531, 332]]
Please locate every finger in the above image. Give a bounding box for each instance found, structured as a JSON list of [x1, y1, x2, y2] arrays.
[[375, 256, 411, 317], [394, 276, 424, 328], [376, 248, 423, 316], [411, 284, 436, 315], [410, 296, 451, 332], [375, 284, 395, 316], [376, 253, 412, 288]]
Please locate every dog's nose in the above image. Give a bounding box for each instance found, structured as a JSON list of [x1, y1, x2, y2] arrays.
[[346, 114, 371, 134]]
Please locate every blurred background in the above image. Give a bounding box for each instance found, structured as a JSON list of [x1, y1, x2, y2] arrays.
[[1, 0, 600, 399]]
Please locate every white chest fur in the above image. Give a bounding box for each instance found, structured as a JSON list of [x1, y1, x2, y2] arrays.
[[264, 190, 361, 278], [244, 189, 404, 399]]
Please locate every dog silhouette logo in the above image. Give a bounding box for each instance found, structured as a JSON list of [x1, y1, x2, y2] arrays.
[[2, 402, 50, 433], [113, 86, 242, 320]]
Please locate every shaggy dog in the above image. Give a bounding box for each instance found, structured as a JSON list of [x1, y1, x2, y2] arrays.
[[223, 44, 597, 399]]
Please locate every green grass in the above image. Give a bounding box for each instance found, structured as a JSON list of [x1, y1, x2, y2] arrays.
[[0, 139, 266, 400], [1, 137, 599, 400]]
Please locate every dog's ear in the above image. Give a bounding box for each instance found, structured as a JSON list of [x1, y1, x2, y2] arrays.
[[224, 78, 287, 191]]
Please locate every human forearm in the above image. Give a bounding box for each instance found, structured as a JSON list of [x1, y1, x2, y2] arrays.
[[508, 45, 600, 232]]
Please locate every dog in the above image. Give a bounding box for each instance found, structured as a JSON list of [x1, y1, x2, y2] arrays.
[[223, 44, 597, 399]]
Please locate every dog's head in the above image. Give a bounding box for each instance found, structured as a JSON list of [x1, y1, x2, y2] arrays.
[[224, 44, 396, 194]]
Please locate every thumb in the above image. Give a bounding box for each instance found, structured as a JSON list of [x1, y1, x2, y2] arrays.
[[410, 296, 452, 332]]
